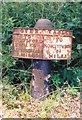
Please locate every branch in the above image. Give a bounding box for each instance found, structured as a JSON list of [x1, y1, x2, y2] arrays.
[[52, 3, 65, 23], [10, 69, 32, 74]]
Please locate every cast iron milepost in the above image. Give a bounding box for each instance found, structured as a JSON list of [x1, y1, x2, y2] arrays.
[[31, 19, 53, 100], [12, 19, 72, 100]]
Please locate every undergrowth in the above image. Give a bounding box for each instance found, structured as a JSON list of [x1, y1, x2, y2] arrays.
[[2, 78, 80, 118]]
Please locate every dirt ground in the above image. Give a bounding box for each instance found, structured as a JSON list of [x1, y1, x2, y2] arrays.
[[1, 92, 81, 118]]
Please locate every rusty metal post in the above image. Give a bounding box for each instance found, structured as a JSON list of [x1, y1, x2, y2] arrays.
[[12, 19, 72, 100], [31, 19, 53, 100]]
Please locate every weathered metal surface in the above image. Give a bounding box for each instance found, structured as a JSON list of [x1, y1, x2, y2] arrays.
[[34, 19, 53, 28], [31, 69, 44, 99], [12, 28, 72, 60], [31, 66, 50, 100], [31, 60, 51, 99]]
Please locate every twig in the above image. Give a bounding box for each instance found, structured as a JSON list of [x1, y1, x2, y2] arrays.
[[10, 69, 32, 74], [52, 3, 65, 23], [37, 91, 55, 101]]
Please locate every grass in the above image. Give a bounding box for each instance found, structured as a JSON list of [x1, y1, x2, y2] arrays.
[[1, 79, 80, 118]]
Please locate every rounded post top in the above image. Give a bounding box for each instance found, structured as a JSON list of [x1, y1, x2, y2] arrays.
[[34, 19, 53, 29]]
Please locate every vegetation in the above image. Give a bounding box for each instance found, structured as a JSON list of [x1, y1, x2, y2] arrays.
[[2, 81, 80, 118], [1, 2, 82, 118]]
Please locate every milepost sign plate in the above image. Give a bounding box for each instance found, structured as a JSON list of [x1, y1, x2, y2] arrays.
[[12, 28, 72, 60]]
